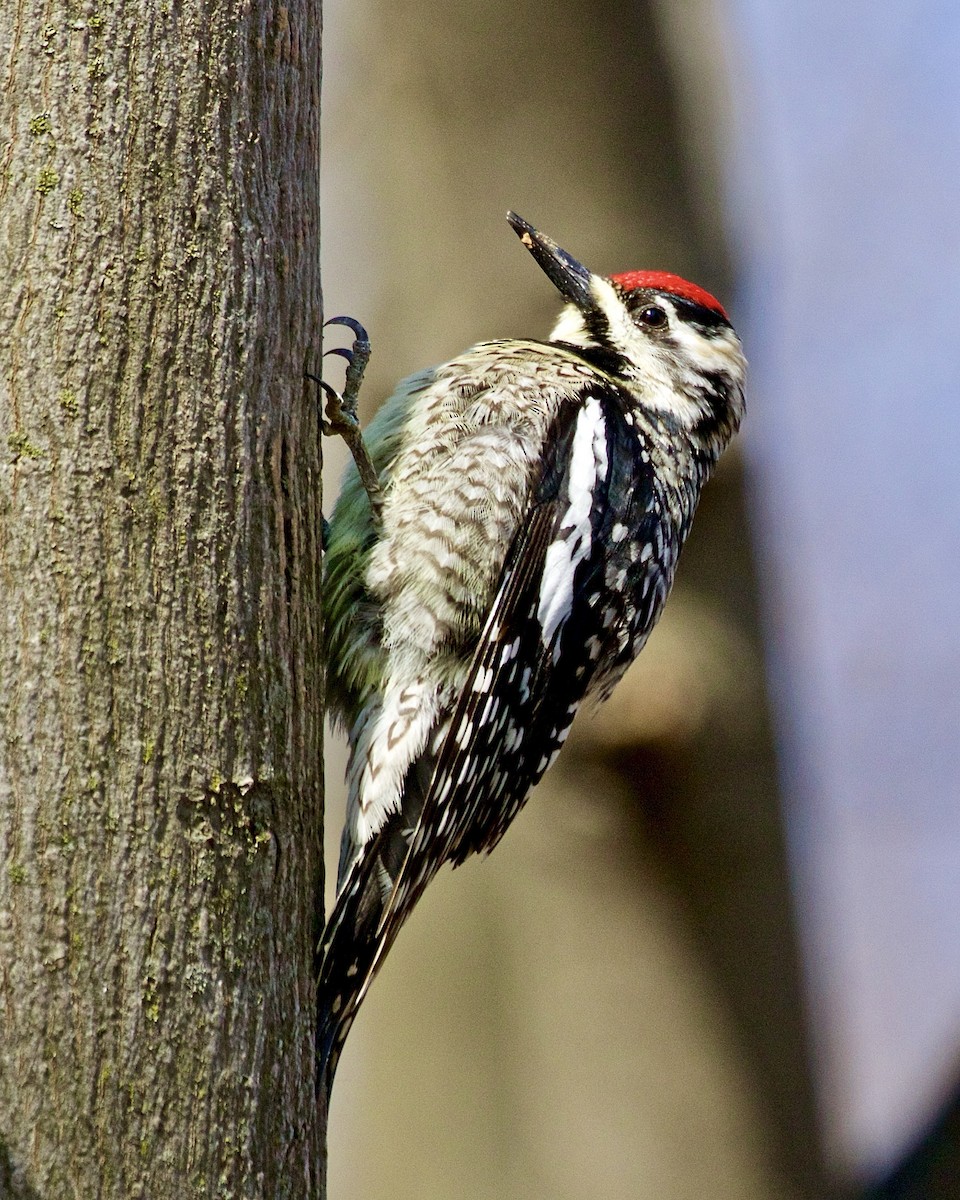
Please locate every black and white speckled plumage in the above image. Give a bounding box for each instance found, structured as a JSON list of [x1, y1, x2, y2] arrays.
[[317, 215, 746, 1090]]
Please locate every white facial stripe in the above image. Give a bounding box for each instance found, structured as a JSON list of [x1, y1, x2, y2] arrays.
[[537, 396, 608, 651], [548, 302, 592, 345], [668, 314, 747, 377]]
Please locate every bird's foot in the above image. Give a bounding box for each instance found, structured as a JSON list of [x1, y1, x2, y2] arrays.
[[308, 316, 383, 525]]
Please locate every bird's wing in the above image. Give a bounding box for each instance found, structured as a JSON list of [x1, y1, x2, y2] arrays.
[[368, 388, 661, 968]]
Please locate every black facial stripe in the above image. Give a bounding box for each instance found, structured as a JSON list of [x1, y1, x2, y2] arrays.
[[554, 340, 630, 377], [664, 295, 731, 330], [689, 372, 738, 444], [584, 306, 613, 345]]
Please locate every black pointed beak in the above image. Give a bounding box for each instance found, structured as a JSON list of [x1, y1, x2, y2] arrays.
[[507, 212, 594, 311]]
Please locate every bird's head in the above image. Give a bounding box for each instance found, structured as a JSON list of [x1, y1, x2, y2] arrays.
[[507, 211, 746, 444]]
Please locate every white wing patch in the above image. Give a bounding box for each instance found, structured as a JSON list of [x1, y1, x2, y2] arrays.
[[537, 396, 608, 652]]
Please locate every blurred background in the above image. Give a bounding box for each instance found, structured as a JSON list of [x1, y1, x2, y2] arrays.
[[320, 3, 960, 1197]]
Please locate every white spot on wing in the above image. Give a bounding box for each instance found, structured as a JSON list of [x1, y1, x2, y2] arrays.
[[500, 638, 520, 665], [472, 666, 494, 692]]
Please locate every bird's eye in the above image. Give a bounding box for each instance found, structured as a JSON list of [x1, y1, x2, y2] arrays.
[[636, 305, 667, 328]]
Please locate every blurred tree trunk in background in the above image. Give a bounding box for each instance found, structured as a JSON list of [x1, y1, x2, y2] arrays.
[[0, 1, 325, 1195], [322, 2, 829, 1198]]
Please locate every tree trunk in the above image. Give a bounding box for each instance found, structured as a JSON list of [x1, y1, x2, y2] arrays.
[[0, 1, 325, 1195]]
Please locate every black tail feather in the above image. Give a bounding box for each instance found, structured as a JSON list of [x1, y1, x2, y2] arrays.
[[316, 756, 433, 1094], [316, 846, 388, 1093]]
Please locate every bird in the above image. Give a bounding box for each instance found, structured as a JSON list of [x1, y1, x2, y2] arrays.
[[316, 211, 746, 1091]]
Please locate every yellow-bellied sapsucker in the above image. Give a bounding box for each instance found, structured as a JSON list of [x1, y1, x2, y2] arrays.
[[318, 212, 746, 1089]]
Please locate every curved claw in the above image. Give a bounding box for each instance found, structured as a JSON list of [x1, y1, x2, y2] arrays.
[[324, 346, 355, 365], [315, 379, 352, 420], [324, 315, 369, 343], [305, 372, 349, 407], [315, 377, 338, 403]]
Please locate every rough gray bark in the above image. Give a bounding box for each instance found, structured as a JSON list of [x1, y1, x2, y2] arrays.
[[0, 1, 325, 1195]]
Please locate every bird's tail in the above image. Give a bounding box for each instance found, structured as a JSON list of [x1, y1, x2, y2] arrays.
[[316, 842, 388, 1093], [316, 760, 433, 1094]]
